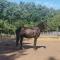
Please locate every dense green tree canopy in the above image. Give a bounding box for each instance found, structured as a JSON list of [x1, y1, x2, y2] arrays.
[[0, 0, 60, 34]]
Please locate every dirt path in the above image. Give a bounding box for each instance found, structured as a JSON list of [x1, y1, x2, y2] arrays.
[[0, 36, 60, 60]]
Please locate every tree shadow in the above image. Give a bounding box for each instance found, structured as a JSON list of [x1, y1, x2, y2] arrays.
[[0, 53, 28, 60], [0, 39, 46, 54], [48, 57, 56, 60], [0, 54, 16, 60], [0, 40, 29, 60], [0, 40, 27, 54]]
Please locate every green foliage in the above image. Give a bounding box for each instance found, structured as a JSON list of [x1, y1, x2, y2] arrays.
[[0, 20, 16, 34], [47, 13, 60, 31], [0, 0, 60, 34]]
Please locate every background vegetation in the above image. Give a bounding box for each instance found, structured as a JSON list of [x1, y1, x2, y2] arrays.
[[0, 0, 60, 34]]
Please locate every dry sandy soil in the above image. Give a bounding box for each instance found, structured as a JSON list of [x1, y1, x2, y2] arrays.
[[0, 35, 60, 60]]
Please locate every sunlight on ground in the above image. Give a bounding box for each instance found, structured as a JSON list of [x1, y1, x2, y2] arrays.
[[0, 35, 60, 60]]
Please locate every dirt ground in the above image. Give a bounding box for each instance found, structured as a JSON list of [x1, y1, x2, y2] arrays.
[[0, 36, 60, 60]]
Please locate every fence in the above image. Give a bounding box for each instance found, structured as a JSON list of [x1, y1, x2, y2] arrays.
[[0, 32, 60, 40], [41, 32, 60, 36], [0, 34, 15, 40]]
